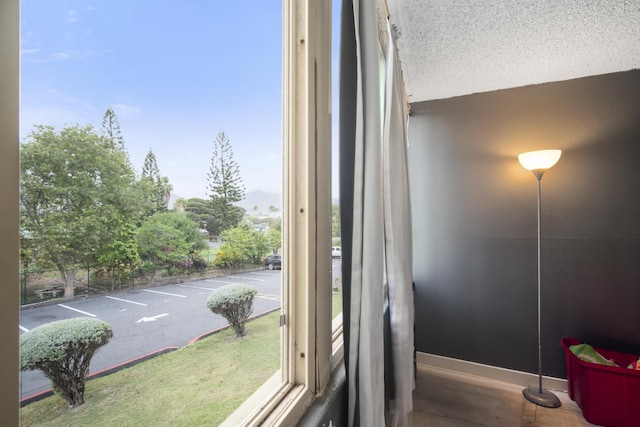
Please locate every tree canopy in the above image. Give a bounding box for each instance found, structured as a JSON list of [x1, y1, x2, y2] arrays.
[[20, 317, 113, 407], [214, 224, 269, 269], [20, 124, 143, 298], [207, 131, 246, 235], [141, 149, 173, 215], [137, 211, 207, 274], [101, 107, 125, 150]]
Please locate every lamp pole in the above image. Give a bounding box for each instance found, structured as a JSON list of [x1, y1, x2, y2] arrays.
[[535, 172, 543, 395], [518, 150, 562, 409]]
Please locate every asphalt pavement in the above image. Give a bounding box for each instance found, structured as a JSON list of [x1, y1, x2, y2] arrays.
[[19, 269, 282, 401]]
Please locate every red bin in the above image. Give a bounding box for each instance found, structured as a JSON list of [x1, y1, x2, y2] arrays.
[[562, 337, 640, 427]]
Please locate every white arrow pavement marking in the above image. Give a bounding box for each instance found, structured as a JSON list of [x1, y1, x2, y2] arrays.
[[143, 289, 187, 298], [136, 313, 169, 323]]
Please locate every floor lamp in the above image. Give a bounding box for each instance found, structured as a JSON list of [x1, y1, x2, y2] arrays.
[[518, 149, 562, 409]]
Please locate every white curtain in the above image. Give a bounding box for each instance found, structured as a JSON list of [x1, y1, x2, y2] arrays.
[[383, 20, 414, 427], [341, 1, 414, 426], [347, 0, 385, 425]]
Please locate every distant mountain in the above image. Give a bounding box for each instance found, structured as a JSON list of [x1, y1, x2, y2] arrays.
[[170, 190, 339, 213], [235, 190, 282, 215], [169, 190, 281, 214]]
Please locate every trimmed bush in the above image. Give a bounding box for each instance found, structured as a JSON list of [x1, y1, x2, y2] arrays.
[[20, 317, 113, 407], [207, 284, 258, 337]]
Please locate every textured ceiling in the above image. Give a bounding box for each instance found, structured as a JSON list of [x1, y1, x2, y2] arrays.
[[385, 0, 640, 103]]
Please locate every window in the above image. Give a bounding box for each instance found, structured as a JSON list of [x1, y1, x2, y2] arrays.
[[2, 0, 338, 424]]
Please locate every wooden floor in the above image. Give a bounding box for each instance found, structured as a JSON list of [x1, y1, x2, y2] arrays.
[[412, 364, 598, 426]]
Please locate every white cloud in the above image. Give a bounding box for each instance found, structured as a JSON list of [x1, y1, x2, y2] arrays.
[[50, 52, 71, 61], [67, 10, 78, 23], [22, 50, 92, 63], [20, 106, 96, 139], [20, 89, 102, 138]]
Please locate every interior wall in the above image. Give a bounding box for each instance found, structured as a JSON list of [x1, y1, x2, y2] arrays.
[[408, 70, 640, 378]]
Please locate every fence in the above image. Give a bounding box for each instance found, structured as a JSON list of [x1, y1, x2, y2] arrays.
[[20, 263, 264, 305]]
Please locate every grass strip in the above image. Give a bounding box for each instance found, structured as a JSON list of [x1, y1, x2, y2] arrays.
[[20, 311, 280, 427]]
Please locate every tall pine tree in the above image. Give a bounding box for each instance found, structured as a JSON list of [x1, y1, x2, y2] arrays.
[[141, 149, 173, 215], [207, 131, 246, 236], [101, 107, 125, 150]]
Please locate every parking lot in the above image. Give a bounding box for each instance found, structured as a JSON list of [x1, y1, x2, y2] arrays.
[[20, 258, 343, 402], [20, 270, 282, 400]]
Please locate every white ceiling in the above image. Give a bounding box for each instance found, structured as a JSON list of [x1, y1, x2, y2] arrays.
[[385, 0, 640, 103]]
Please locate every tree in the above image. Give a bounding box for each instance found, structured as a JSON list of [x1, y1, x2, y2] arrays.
[[267, 227, 282, 254], [20, 317, 113, 407], [207, 131, 246, 235], [101, 107, 125, 150], [141, 149, 161, 178], [206, 284, 257, 337], [332, 203, 341, 238], [182, 197, 216, 238], [98, 221, 140, 291], [20, 124, 142, 298], [136, 211, 207, 281], [213, 224, 269, 268], [141, 149, 173, 215]]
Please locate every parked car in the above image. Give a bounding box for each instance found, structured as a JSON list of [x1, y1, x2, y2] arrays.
[[265, 254, 282, 270], [332, 246, 341, 258]]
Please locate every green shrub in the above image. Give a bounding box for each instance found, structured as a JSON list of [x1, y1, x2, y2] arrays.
[[206, 284, 258, 337], [213, 245, 242, 269], [20, 317, 113, 407]]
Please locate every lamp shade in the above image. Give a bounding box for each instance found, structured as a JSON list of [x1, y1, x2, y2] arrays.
[[518, 149, 562, 171]]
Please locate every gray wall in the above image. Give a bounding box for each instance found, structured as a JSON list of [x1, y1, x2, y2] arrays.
[[409, 70, 640, 378]]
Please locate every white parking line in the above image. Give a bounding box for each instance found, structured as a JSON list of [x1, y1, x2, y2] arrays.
[[256, 294, 281, 301], [205, 279, 238, 285], [105, 295, 148, 306], [248, 272, 278, 277], [58, 304, 97, 317], [143, 289, 187, 298], [19, 325, 29, 332], [180, 284, 216, 291], [232, 275, 265, 282]]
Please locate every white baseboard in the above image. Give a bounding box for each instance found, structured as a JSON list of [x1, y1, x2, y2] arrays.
[[416, 352, 568, 393]]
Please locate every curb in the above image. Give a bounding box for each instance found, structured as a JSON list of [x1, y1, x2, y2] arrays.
[[188, 307, 280, 344], [20, 306, 280, 407]]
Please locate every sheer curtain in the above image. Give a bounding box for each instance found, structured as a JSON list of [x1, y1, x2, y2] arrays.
[[339, 0, 414, 426]]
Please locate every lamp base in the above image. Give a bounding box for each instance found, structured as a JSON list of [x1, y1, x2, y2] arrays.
[[523, 385, 561, 408]]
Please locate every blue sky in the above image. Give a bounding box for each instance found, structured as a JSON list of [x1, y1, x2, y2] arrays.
[[20, 1, 322, 201]]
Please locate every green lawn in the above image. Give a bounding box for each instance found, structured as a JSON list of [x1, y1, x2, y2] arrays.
[[21, 289, 344, 427], [332, 288, 343, 319], [20, 312, 281, 427]]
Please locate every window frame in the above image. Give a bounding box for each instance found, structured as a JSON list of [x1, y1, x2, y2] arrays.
[[1, 0, 20, 423], [223, 0, 337, 425]]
